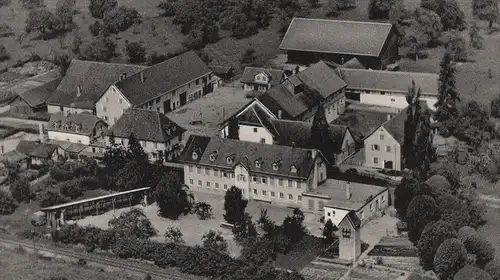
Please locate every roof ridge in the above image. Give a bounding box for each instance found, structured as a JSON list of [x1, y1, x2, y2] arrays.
[[344, 68, 438, 76], [292, 17, 393, 26], [71, 59, 148, 68]]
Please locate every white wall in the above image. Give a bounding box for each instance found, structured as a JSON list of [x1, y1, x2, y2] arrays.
[[48, 131, 91, 145], [360, 93, 437, 111], [364, 127, 401, 171], [324, 206, 350, 227], [96, 85, 132, 125]]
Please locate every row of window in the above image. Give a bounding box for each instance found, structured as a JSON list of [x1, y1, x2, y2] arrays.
[[250, 188, 302, 202], [104, 96, 124, 104], [189, 179, 229, 191], [371, 144, 392, 152]]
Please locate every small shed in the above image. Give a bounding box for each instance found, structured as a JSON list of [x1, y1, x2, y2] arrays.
[[210, 66, 234, 80]]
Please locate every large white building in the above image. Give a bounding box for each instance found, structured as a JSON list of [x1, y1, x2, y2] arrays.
[[339, 68, 439, 111], [95, 51, 221, 126]]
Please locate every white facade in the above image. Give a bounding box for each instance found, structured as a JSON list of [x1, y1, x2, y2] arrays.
[[96, 85, 132, 126], [359, 92, 437, 111], [324, 207, 350, 226], [48, 131, 91, 145], [106, 134, 183, 162], [364, 126, 402, 171], [220, 124, 274, 144]]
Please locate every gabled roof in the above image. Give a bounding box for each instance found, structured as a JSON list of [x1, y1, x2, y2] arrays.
[[16, 140, 58, 159], [280, 18, 395, 57], [17, 78, 61, 108], [381, 109, 407, 144], [257, 62, 344, 119], [295, 61, 347, 99], [109, 108, 185, 142], [333, 108, 396, 143], [268, 119, 349, 153], [340, 69, 439, 96], [210, 66, 233, 75], [0, 150, 28, 163], [47, 60, 146, 109], [179, 135, 326, 179], [342, 58, 366, 69], [114, 51, 212, 106], [344, 210, 361, 229], [47, 112, 105, 136], [240, 67, 285, 86]]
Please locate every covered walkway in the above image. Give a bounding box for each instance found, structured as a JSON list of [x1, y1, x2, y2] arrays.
[[40, 187, 151, 230]]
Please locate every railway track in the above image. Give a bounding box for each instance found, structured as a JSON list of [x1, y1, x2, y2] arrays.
[[0, 235, 204, 280]]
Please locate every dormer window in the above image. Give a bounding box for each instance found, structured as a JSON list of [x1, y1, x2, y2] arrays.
[[192, 151, 199, 160], [290, 165, 297, 173], [172, 126, 176, 132], [256, 75, 261, 81], [209, 151, 218, 162], [166, 128, 171, 135], [272, 160, 282, 171], [226, 156, 233, 164]]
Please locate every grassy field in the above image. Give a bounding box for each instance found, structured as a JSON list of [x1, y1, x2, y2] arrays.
[[0, 248, 142, 280]]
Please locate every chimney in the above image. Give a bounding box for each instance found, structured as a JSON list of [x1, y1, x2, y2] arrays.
[[120, 73, 127, 80], [310, 149, 317, 159], [346, 181, 351, 199], [140, 72, 145, 83], [278, 110, 282, 119], [1, 145, 4, 154], [386, 114, 392, 121], [77, 85, 81, 97], [38, 123, 44, 142]]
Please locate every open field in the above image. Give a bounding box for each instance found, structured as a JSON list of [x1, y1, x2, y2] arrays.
[[0, 248, 142, 280]]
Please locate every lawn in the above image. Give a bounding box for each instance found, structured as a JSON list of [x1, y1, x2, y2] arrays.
[[0, 248, 141, 280]]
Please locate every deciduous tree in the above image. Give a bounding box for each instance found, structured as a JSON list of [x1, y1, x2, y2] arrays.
[[164, 227, 184, 244], [79, 35, 117, 62], [89, 0, 117, 19], [202, 230, 228, 254], [223, 186, 247, 224], [0, 190, 16, 214], [406, 195, 440, 244], [485, 259, 500, 280], [9, 178, 31, 203], [282, 208, 307, 249], [322, 219, 337, 244], [473, 0, 500, 29], [108, 208, 157, 239], [418, 220, 457, 270], [103, 6, 140, 33], [454, 265, 493, 280], [462, 233, 495, 268], [434, 238, 467, 280], [155, 172, 193, 219], [126, 41, 146, 63], [368, 0, 398, 19], [25, 9, 61, 39]]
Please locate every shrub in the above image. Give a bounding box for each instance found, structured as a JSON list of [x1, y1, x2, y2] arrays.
[[89, 0, 117, 19], [454, 265, 493, 280], [108, 208, 157, 239], [462, 233, 495, 268], [446, 34, 468, 62], [418, 220, 457, 270], [10, 178, 32, 203], [485, 260, 500, 280], [125, 41, 146, 63], [79, 36, 116, 62], [164, 227, 184, 244], [39, 191, 68, 208], [367, 0, 398, 19], [202, 230, 228, 254], [0, 190, 16, 215], [103, 6, 140, 33], [406, 195, 440, 244], [158, 1, 175, 16], [434, 238, 467, 280], [194, 202, 213, 220]]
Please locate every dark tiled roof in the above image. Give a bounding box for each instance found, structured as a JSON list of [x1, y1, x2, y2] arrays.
[[333, 109, 395, 143], [345, 210, 361, 229], [240, 67, 285, 86], [18, 78, 61, 108], [256, 61, 344, 119], [342, 58, 366, 69], [211, 66, 233, 75], [269, 119, 349, 153], [47, 112, 105, 136], [47, 60, 146, 109], [16, 140, 58, 159], [280, 18, 394, 57], [0, 150, 28, 163], [179, 135, 323, 179], [340, 69, 439, 96], [295, 61, 347, 99], [382, 108, 407, 144], [109, 108, 185, 142], [115, 51, 212, 106]]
